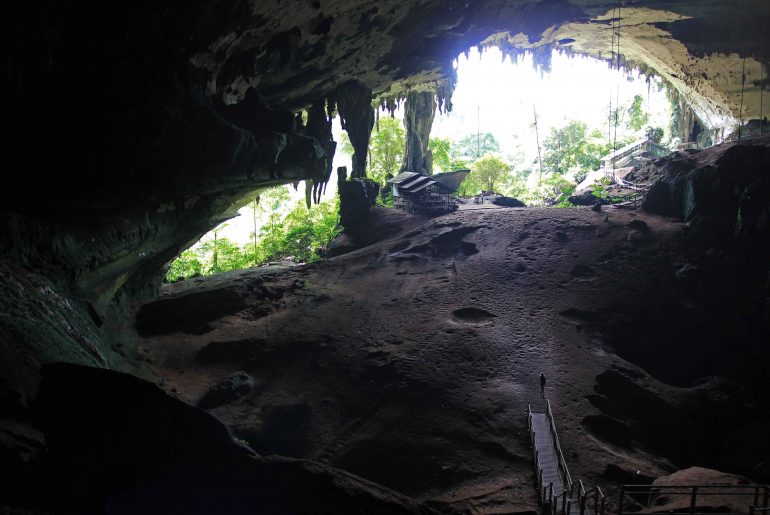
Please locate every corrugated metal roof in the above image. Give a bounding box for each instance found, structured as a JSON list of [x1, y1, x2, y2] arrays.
[[388, 172, 420, 185], [432, 169, 470, 193], [401, 176, 434, 189], [408, 181, 434, 193], [400, 176, 436, 193]]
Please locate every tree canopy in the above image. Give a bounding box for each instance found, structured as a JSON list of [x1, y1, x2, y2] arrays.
[[456, 132, 500, 160], [166, 186, 340, 282], [429, 136, 468, 174], [470, 153, 511, 193], [627, 94, 649, 132]]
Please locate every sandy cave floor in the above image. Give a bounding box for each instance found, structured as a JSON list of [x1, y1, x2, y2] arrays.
[[135, 205, 693, 514]]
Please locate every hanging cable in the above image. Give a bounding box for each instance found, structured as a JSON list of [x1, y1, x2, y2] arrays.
[[739, 55, 747, 140], [613, 1, 622, 170], [608, 5, 616, 144], [761, 36, 765, 135]]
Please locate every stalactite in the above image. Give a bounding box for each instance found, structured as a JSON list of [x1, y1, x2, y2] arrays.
[[336, 80, 375, 179], [304, 99, 335, 207], [436, 71, 457, 115]]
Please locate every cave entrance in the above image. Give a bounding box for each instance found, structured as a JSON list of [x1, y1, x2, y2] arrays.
[[429, 46, 673, 207]]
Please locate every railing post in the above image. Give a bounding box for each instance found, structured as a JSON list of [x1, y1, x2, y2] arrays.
[[618, 485, 625, 515], [689, 486, 698, 515], [763, 486, 769, 512]]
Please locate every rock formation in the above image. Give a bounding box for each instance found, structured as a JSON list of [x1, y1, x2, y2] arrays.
[[2, 1, 770, 512], [402, 91, 438, 174], [336, 81, 376, 179]]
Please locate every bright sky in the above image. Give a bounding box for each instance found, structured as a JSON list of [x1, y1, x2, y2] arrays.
[[219, 47, 670, 243], [432, 47, 671, 166]]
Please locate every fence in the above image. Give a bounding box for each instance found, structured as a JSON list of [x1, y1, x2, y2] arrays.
[[618, 484, 770, 515]]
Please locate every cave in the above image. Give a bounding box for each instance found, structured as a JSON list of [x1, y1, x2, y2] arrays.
[[2, 2, 770, 514]]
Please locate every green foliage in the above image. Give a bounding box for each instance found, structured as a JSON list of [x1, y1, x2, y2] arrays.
[[627, 94, 649, 132], [543, 121, 604, 176], [456, 170, 483, 196], [456, 132, 500, 160], [165, 249, 203, 282], [470, 153, 511, 193], [505, 172, 529, 200], [645, 126, 664, 144], [529, 174, 576, 207], [165, 188, 341, 282], [591, 177, 613, 200], [377, 189, 395, 207], [429, 137, 452, 173]]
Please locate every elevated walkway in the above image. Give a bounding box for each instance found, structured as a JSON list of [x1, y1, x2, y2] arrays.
[[528, 400, 605, 515], [528, 400, 769, 515]]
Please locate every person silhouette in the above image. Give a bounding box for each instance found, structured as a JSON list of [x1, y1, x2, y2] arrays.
[[539, 372, 546, 395]]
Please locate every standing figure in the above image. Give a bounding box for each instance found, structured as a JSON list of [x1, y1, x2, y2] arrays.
[[539, 372, 546, 396]]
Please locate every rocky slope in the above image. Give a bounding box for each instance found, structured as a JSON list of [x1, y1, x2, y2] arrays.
[[133, 136, 770, 511]]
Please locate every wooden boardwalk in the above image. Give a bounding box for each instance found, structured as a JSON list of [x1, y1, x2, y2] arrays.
[[529, 400, 601, 515], [531, 412, 567, 496]]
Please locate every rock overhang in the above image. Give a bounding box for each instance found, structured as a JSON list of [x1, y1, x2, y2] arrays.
[[2, 0, 769, 319]]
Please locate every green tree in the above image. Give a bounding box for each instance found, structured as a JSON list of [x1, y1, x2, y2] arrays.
[[165, 186, 341, 280], [166, 249, 203, 282], [429, 137, 468, 173], [646, 126, 664, 144], [542, 121, 590, 175], [505, 171, 529, 200], [627, 94, 649, 132], [529, 174, 576, 207], [471, 153, 511, 193], [456, 132, 500, 160]]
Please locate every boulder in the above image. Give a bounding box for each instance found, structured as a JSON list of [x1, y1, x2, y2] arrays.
[[491, 196, 526, 207], [198, 371, 256, 409], [338, 176, 380, 236], [569, 190, 601, 206], [649, 468, 755, 514], [627, 219, 649, 232], [25, 363, 434, 515]]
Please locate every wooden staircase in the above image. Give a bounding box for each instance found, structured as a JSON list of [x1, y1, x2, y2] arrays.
[[528, 400, 605, 515]]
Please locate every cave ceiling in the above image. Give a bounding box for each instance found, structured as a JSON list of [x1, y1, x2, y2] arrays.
[[200, 0, 769, 125], [2, 0, 769, 312], [6, 0, 769, 214]]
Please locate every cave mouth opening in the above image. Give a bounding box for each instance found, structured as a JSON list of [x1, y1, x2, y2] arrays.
[[164, 47, 676, 284], [428, 45, 672, 204]]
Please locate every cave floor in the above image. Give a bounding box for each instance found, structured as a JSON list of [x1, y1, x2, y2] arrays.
[[136, 205, 691, 514]]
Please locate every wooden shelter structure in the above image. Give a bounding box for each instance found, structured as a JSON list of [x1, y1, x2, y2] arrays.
[[387, 169, 470, 215]]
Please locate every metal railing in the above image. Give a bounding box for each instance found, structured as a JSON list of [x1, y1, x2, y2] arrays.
[[618, 484, 770, 515], [546, 399, 573, 496], [603, 169, 650, 192], [528, 402, 605, 515]]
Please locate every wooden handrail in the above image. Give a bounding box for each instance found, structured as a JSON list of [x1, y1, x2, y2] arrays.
[[546, 399, 573, 492]]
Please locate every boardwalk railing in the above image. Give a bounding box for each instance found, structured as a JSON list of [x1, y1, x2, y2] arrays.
[[528, 401, 605, 515], [619, 484, 770, 515], [528, 404, 549, 505], [546, 399, 573, 496], [603, 168, 650, 192]]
